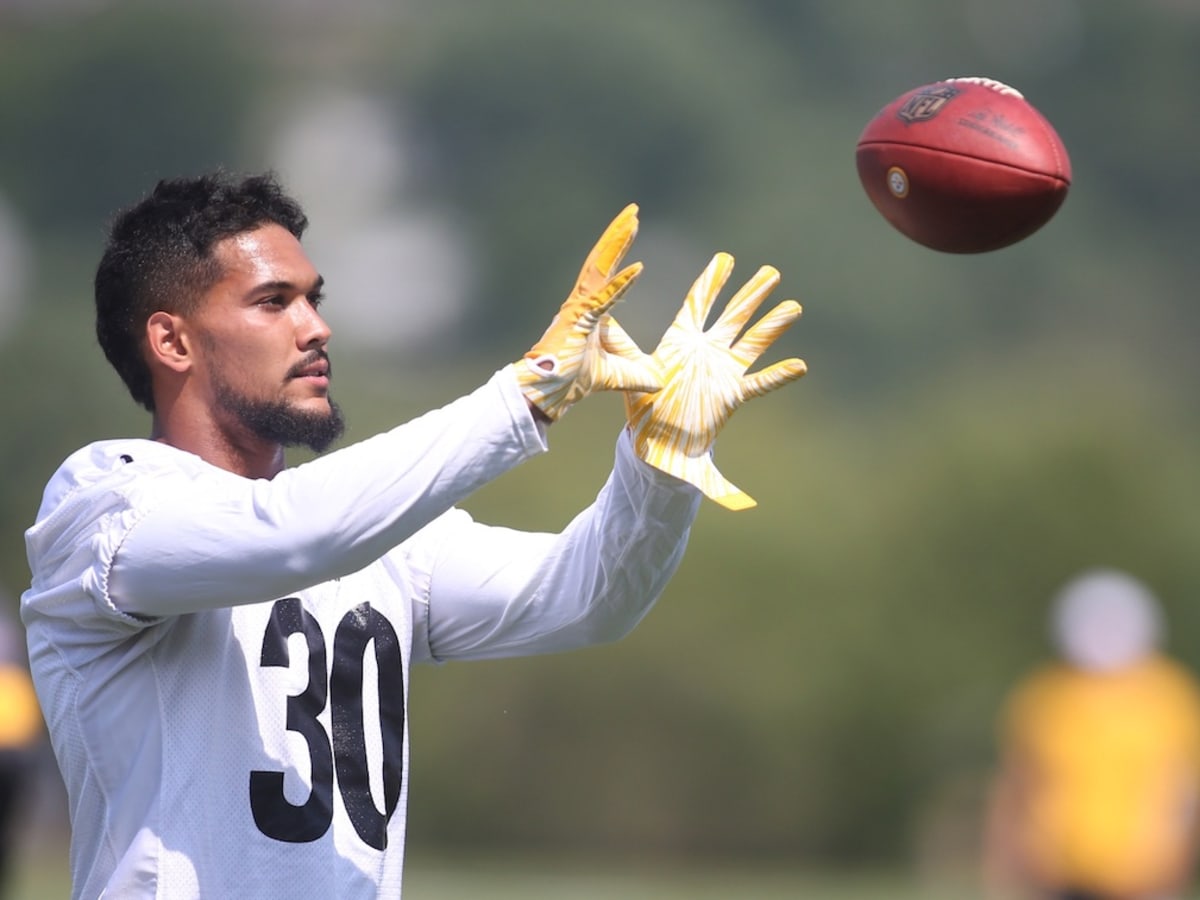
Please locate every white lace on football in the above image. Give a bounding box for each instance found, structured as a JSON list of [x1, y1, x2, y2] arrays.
[[944, 76, 1024, 98]]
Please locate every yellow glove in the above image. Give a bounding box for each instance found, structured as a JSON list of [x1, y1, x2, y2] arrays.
[[620, 252, 807, 510], [513, 204, 662, 421]]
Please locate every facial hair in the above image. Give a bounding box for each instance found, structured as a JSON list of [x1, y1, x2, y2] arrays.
[[212, 358, 346, 453]]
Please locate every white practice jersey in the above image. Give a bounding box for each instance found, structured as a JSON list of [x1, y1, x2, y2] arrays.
[[22, 369, 700, 899]]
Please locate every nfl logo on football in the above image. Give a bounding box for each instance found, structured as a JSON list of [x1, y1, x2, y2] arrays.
[[897, 85, 961, 124]]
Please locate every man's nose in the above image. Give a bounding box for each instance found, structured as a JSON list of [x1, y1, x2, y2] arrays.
[[297, 299, 331, 348]]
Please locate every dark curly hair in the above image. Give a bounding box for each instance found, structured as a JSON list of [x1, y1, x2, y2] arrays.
[[94, 172, 309, 412]]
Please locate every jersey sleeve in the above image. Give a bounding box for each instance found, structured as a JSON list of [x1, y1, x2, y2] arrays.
[[406, 427, 702, 662], [25, 368, 547, 625]]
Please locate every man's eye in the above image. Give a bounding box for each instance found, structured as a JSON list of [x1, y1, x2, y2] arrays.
[[259, 295, 286, 307], [308, 293, 325, 310]]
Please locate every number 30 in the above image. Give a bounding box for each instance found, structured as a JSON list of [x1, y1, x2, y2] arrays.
[[250, 598, 405, 851]]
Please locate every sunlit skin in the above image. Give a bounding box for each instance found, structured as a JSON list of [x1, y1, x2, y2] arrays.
[[144, 224, 334, 480]]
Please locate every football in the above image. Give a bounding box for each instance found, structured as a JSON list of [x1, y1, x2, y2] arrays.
[[855, 77, 1071, 253]]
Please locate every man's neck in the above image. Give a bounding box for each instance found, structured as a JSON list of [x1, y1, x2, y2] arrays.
[[151, 417, 286, 479]]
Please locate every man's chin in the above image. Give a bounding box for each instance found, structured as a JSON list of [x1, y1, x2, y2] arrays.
[[295, 395, 334, 417], [289, 400, 345, 453], [236, 397, 345, 453]]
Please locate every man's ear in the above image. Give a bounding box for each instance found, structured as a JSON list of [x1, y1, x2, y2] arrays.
[[145, 311, 192, 374]]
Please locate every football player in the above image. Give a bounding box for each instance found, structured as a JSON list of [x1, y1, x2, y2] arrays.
[[22, 172, 805, 898]]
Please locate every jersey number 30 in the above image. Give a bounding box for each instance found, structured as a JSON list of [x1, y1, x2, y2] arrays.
[[250, 597, 405, 851]]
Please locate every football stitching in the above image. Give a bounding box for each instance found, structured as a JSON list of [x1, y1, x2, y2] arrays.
[[856, 139, 1071, 184]]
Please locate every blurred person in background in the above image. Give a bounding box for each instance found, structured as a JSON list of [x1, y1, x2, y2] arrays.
[[984, 568, 1200, 900], [19, 172, 806, 898], [0, 604, 42, 898]]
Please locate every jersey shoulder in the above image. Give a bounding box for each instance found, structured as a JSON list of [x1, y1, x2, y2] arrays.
[[26, 440, 220, 590]]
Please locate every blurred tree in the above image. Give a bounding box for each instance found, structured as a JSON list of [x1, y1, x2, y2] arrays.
[[0, 3, 264, 237], [393, 0, 792, 347]]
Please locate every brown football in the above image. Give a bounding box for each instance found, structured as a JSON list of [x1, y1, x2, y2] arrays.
[[855, 77, 1071, 253]]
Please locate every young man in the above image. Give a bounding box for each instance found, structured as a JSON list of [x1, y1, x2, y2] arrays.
[[22, 172, 806, 898]]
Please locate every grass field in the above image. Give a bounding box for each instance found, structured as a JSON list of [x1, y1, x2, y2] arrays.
[[402, 858, 972, 900], [15, 845, 1200, 899], [6, 846, 977, 899], [16, 853, 1200, 899], [3, 799, 981, 899]]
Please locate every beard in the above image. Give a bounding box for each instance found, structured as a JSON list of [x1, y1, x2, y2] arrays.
[[213, 374, 346, 453]]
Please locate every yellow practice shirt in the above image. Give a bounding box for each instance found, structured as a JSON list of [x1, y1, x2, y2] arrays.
[[1002, 654, 1200, 895], [0, 664, 42, 748]]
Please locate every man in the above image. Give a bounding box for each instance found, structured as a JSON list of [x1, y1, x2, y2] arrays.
[[984, 569, 1200, 900], [21, 172, 806, 898]]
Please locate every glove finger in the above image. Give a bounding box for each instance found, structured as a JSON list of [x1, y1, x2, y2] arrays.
[[742, 357, 808, 399], [711, 266, 781, 345], [603, 262, 644, 307], [583, 204, 640, 279], [600, 317, 650, 360], [649, 451, 757, 511], [594, 317, 659, 391], [535, 259, 641, 357], [677, 252, 735, 332], [734, 299, 803, 363], [582, 262, 643, 327], [561, 263, 643, 341]]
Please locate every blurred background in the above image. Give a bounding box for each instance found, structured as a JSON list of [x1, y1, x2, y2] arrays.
[[2, 0, 1200, 896]]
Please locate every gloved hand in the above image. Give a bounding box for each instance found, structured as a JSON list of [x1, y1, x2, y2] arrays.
[[620, 252, 807, 510], [513, 204, 662, 421]]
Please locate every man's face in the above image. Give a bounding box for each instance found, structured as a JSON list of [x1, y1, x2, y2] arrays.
[[188, 224, 344, 452]]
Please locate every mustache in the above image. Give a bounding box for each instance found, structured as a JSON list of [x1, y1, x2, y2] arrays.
[[286, 350, 332, 380]]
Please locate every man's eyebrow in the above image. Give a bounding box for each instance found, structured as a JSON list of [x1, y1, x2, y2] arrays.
[[247, 275, 325, 296]]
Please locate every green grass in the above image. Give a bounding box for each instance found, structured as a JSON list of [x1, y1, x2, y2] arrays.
[[11, 845, 973, 900], [18, 846, 1200, 899], [404, 858, 970, 899]]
